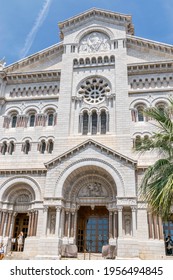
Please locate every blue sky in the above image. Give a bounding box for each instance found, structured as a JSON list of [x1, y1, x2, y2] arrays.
[[0, 0, 173, 66]]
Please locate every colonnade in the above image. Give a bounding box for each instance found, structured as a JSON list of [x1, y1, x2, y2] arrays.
[[42, 205, 137, 240], [147, 212, 164, 240], [0, 210, 38, 239]]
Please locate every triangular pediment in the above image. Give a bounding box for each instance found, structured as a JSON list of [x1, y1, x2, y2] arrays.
[[59, 8, 134, 37], [44, 139, 137, 168]]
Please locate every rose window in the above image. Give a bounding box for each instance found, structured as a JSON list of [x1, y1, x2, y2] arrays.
[[78, 77, 111, 104]]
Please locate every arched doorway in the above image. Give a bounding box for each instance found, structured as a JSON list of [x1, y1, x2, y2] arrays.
[[12, 213, 29, 251], [61, 164, 118, 252], [77, 206, 109, 253]]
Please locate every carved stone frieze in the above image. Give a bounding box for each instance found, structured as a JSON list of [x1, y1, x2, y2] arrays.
[[117, 198, 136, 206]]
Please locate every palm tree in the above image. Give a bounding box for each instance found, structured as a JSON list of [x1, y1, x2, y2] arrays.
[[135, 101, 173, 220]]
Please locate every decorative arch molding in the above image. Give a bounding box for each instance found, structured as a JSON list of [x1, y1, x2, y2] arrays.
[[75, 26, 114, 44], [64, 173, 114, 203], [151, 97, 169, 107], [0, 176, 42, 202], [5, 107, 21, 115], [42, 104, 58, 113], [54, 158, 125, 197], [129, 98, 150, 110], [24, 106, 39, 114]]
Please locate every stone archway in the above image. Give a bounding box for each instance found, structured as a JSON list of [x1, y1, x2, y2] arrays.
[[60, 165, 118, 252], [0, 179, 40, 252]]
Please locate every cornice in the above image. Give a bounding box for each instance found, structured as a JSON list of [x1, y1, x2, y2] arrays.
[[5, 70, 61, 85], [0, 169, 47, 175], [45, 139, 137, 168], [128, 60, 173, 75], [58, 8, 134, 36], [4, 42, 63, 73], [127, 35, 173, 57]]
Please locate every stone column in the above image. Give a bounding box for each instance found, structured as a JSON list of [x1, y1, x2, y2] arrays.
[[2, 212, 8, 237], [27, 212, 32, 237], [30, 211, 35, 236], [43, 207, 48, 236], [67, 212, 71, 238], [131, 207, 137, 237], [64, 211, 69, 237], [55, 207, 61, 236], [60, 208, 65, 238], [0, 211, 2, 224], [158, 216, 164, 240], [153, 214, 158, 239], [147, 212, 153, 239], [9, 212, 17, 238], [70, 212, 75, 237], [0, 212, 6, 236], [74, 210, 78, 240], [113, 211, 118, 238], [5, 212, 13, 237], [109, 211, 113, 238], [33, 211, 38, 236], [117, 207, 123, 237]]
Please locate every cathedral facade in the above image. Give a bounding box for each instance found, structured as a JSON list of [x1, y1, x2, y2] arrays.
[[0, 8, 172, 259]]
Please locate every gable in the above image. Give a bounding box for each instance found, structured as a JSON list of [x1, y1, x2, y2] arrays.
[[4, 43, 63, 74], [45, 139, 137, 169], [59, 8, 134, 39], [127, 36, 173, 64]]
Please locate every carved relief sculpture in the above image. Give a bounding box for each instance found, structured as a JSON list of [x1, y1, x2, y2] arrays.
[[79, 32, 111, 53]]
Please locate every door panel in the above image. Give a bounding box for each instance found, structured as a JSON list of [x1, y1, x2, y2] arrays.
[[77, 206, 109, 253]]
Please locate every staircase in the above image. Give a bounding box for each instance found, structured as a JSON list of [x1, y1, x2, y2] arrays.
[[4, 252, 30, 260]]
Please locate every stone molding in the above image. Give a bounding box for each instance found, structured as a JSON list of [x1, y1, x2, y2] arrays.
[[58, 8, 134, 35], [127, 36, 173, 57], [45, 139, 137, 168]]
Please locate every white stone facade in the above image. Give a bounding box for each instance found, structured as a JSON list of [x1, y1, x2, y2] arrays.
[[0, 8, 172, 259]]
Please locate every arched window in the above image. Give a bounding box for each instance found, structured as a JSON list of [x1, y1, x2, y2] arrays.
[[92, 111, 97, 135], [156, 102, 166, 114], [101, 110, 107, 134], [40, 140, 46, 154], [48, 113, 54, 126], [11, 115, 17, 128], [8, 141, 15, 155], [91, 57, 96, 64], [136, 105, 145, 122], [29, 114, 35, 127], [1, 141, 8, 155], [23, 140, 31, 154], [110, 55, 115, 63], [134, 136, 142, 148], [47, 140, 54, 154], [85, 58, 90, 65], [83, 111, 89, 135]]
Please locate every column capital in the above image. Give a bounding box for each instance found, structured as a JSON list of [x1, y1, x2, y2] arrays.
[[117, 206, 123, 211], [43, 206, 49, 212], [55, 206, 61, 212], [131, 206, 137, 212]]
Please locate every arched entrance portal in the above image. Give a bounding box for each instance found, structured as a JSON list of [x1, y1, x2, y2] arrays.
[[62, 164, 118, 252], [77, 206, 109, 253]]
